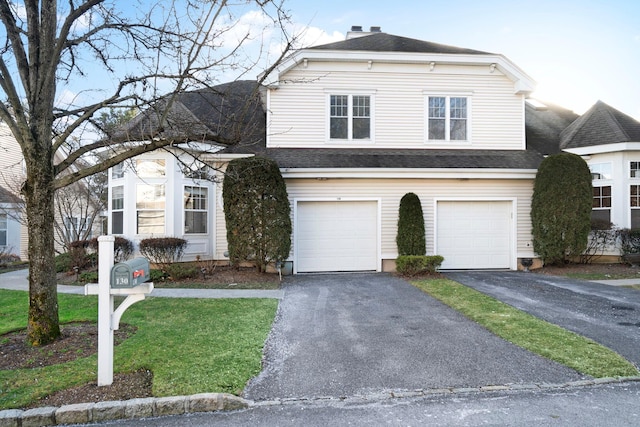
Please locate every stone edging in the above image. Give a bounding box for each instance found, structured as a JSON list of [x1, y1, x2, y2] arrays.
[[0, 393, 247, 427], [2, 377, 639, 426]]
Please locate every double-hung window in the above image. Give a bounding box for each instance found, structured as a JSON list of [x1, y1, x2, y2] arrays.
[[329, 94, 371, 140], [112, 163, 124, 179], [427, 95, 468, 141], [589, 163, 612, 224], [0, 214, 7, 246], [111, 185, 124, 234], [184, 186, 208, 234], [631, 161, 640, 228], [136, 184, 165, 234]]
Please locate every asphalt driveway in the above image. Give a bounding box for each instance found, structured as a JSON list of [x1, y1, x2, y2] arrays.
[[244, 273, 583, 401], [445, 271, 640, 367]]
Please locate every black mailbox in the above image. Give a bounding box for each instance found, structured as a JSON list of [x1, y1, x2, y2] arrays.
[[110, 258, 150, 288]]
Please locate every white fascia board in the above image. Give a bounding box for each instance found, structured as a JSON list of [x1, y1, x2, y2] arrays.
[[564, 142, 640, 156], [280, 167, 537, 180], [200, 153, 255, 162], [262, 50, 536, 94]]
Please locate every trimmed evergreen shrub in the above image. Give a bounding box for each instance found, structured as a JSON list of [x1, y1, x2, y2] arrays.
[[396, 255, 444, 276], [396, 192, 426, 256], [531, 153, 592, 265], [139, 237, 188, 266], [223, 156, 292, 272]]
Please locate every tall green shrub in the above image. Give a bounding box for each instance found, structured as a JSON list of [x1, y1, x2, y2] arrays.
[[531, 153, 592, 265], [223, 156, 292, 272], [396, 192, 426, 256]]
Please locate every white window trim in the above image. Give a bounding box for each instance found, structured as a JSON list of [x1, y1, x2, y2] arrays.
[[325, 90, 376, 143], [423, 91, 473, 146], [183, 184, 209, 235], [629, 161, 640, 179]]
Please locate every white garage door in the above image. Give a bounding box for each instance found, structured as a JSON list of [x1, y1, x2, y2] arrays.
[[296, 201, 378, 273], [437, 201, 512, 269]]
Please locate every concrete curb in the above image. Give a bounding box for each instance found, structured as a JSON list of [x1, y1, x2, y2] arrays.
[[0, 393, 248, 427], [2, 377, 639, 426]]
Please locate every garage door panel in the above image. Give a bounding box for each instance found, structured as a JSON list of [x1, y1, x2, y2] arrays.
[[297, 201, 378, 273], [437, 201, 512, 270]]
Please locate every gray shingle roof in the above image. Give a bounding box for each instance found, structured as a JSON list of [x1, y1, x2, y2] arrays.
[[0, 185, 20, 204], [525, 101, 579, 155], [112, 80, 265, 148], [309, 32, 492, 55], [264, 148, 543, 170], [560, 100, 640, 149]]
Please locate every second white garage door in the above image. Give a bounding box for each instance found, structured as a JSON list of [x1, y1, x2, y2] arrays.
[[436, 201, 513, 270], [296, 201, 378, 273]]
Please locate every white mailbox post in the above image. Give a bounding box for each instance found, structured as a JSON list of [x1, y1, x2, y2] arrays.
[[84, 236, 153, 386]]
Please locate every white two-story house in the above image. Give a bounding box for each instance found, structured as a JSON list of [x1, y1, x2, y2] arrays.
[[256, 28, 539, 272]]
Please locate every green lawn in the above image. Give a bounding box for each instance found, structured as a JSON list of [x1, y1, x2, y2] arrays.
[[0, 290, 278, 410], [412, 278, 639, 378]]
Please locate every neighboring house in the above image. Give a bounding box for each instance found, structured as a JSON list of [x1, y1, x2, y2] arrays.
[[109, 28, 640, 272], [0, 184, 22, 257], [559, 101, 640, 230], [0, 121, 104, 258]]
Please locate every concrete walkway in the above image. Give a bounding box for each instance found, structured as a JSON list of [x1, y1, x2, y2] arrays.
[[0, 269, 284, 299]]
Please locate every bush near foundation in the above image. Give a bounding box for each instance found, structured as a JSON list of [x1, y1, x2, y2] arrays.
[[139, 237, 187, 266], [396, 255, 444, 276]]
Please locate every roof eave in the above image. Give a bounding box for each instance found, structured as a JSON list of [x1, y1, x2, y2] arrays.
[[279, 167, 537, 179], [563, 142, 640, 156], [262, 50, 535, 94]]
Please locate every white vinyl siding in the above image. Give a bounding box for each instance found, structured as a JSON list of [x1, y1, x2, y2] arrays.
[[267, 62, 523, 150]]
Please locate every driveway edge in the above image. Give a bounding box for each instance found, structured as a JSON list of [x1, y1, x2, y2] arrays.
[[3, 377, 639, 426]]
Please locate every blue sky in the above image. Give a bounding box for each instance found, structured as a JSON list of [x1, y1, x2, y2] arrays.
[[281, 0, 640, 119]]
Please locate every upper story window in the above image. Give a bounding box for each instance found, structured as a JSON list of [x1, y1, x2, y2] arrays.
[[589, 163, 612, 180], [136, 159, 165, 177], [111, 163, 124, 179], [329, 94, 371, 140], [630, 162, 640, 178], [427, 96, 468, 141]]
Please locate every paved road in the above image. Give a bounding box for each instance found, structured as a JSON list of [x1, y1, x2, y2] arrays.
[[445, 271, 640, 367], [244, 273, 583, 401], [83, 381, 640, 427]]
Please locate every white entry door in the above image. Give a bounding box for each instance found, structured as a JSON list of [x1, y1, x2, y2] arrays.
[[296, 201, 378, 273]]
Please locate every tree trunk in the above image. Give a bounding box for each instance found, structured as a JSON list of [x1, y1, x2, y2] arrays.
[[25, 147, 60, 346]]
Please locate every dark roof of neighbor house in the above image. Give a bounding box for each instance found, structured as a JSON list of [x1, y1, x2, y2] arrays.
[[264, 148, 544, 170], [0, 185, 20, 204], [560, 101, 640, 149], [525, 100, 580, 155], [308, 32, 492, 55], [112, 80, 265, 151]]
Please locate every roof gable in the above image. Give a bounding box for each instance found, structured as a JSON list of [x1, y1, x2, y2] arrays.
[[309, 32, 492, 55], [560, 101, 640, 149], [525, 101, 579, 155]]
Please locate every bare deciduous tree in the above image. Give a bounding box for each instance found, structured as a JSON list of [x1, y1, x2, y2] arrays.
[[0, 0, 293, 345]]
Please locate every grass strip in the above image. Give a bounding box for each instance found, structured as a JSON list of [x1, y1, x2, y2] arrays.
[[412, 278, 639, 378], [0, 289, 277, 409]]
